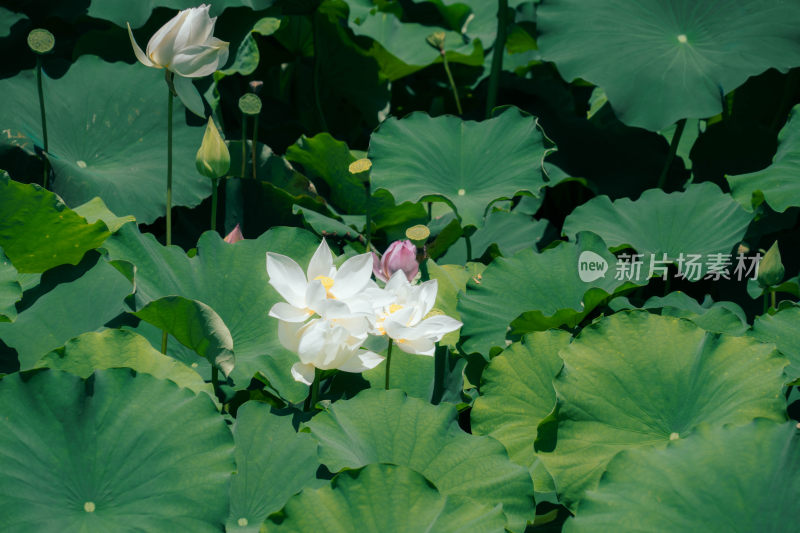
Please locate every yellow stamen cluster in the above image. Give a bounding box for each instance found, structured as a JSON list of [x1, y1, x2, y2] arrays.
[[314, 275, 336, 298]]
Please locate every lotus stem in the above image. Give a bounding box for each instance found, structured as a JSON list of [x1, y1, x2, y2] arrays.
[[241, 112, 247, 178], [312, 11, 328, 131], [35, 56, 50, 189], [656, 118, 686, 190], [384, 340, 394, 390], [210, 178, 218, 232], [166, 85, 174, 246], [486, 0, 508, 118], [161, 331, 168, 354], [442, 52, 463, 115], [251, 114, 259, 180], [305, 369, 321, 411]]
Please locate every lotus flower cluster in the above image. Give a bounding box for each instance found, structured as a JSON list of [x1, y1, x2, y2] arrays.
[[266, 240, 462, 385]]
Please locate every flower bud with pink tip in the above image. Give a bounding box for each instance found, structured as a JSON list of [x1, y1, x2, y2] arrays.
[[373, 240, 419, 282], [223, 224, 243, 244]]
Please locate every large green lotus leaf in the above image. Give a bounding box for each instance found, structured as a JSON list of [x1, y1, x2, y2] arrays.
[[728, 103, 800, 213], [338, 0, 484, 80], [426, 260, 486, 347], [35, 329, 213, 399], [133, 296, 235, 378], [750, 304, 800, 382], [369, 107, 549, 228], [90, 0, 274, 28], [0, 254, 132, 369], [610, 292, 749, 336], [457, 232, 642, 356], [0, 175, 110, 273], [101, 224, 318, 401], [285, 133, 366, 215], [266, 463, 506, 533], [0, 7, 25, 37], [537, 0, 800, 131], [226, 402, 318, 533], [72, 197, 136, 233], [0, 56, 211, 224], [0, 369, 234, 532], [564, 420, 800, 532], [563, 182, 752, 274], [537, 311, 788, 509], [471, 331, 570, 482], [306, 389, 533, 532], [0, 247, 21, 322]]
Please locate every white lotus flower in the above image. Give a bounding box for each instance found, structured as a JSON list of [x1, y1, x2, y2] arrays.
[[279, 319, 384, 385], [373, 271, 462, 356], [266, 239, 375, 329], [127, 4, 229, 78]]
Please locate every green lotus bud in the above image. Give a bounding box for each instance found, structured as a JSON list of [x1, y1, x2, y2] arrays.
[[757, 241, 784, 288], [196, 117, 230, 179]]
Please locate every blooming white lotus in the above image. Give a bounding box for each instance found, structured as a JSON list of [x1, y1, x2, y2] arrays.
[[279, 319, 384, 385], [266, 239, 376, 328], [127, 4, 229, 78], [373, 271, 462, 356]]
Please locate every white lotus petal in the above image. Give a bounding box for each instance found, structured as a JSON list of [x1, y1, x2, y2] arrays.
[[414, 315, 463, 340], [291, 362, 316, 385], [331, 253, 373, 300], [395, 337, 436, 356], [127, 23, 154, 67], [418, 279, 438, 317], [296, 320, 328, 365], [170, 38, 229, 77], [266, 252, 307, 308], [146, 9, 189, 67], [307, 239, 335, 281], [268, 302, 311, 323], [277, 319, 303, 354], [338, 350, 385, 372], [173, 6, 215, 51]]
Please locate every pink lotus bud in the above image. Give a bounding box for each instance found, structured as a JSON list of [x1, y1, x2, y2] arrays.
[[224, 224, 244, 244], [373, 240, 419, 282]]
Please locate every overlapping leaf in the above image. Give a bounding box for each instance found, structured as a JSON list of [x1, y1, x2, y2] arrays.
[[102, 224, 318, 401], [306, 389, 534, 532], [538, 311, 788, 508], [458, 232, 641, 356], [537, 0, 800, 130], [728, 103, 800, 213], [565, 421, 800, 532], [267, 464, 506, 533], [227, 402, 318, 532], [750, 304, 800, 382], [369, 107, 550, 228], [0, 369, 234, 531], [0, 56, 210, 223]]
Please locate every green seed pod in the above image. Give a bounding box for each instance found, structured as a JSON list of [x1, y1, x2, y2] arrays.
[[405, 224, 431, 247], [238, 93, 262, 116], [28, 29, 55, 55], [196, 117, 230, 179]]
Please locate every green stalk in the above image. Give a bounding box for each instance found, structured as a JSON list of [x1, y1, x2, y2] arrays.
[[656, 118, 686, 190], [384, 340, 394, 390], [35, 56, 50, 189], [442, 52, 463, 115], [251, 114, 259, 180], [365, 185, 372, 250], [166, 87, 174, 246], [210, 178, 219, 232], [241, 112, 247, 178], [304, 368, 321, 411], [160, 331, 168, 354], [770, 289, 777, 311], [465, 234, 473, 261], [485, 0, 508, 118]]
